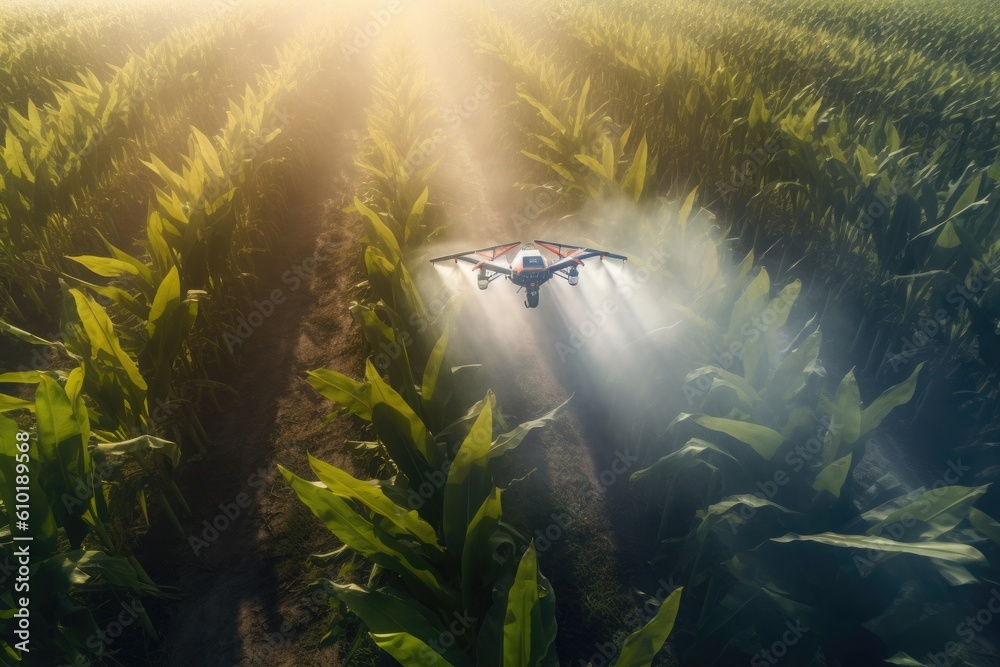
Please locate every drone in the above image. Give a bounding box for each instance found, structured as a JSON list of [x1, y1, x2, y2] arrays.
[[430, 241, 627, 308]]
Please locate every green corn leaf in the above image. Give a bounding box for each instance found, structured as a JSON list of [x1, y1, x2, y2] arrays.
[[930, 559, 978, 586], [68, 288, 147, 392], [444, 397, 492, 555], [614, 587, 683, 667], [621, 135, 648, 202], [695, 370, 763, 409], [146, 265, 181, 339], [421, 327, 449, 405], [678, 187, 699, 233], [319, 581, 469, 665], [859, 362, 924, 437], [372, 633, 457, 666], [885, 652, 931, 666], [67, 255, 143, 279], [749, 88, 764, 128], [742, 334, 766, 388], [490, 396, 569, 459], [0, 373, 45, 387], [503, 543, 540, 666], [461, 487, 502, 608], [368, 360, 436, 466], [866, 485, 990, 542], [34, 374, 83, 460], [365, 245, 396, 279], [94, 231, 155, 292], [826, 370, 861, 464], [146, 212, 174, 277], [192, 127, 225, 181], [392, 260, 427, 322], [65, 276, 148, 321], [725, 269, 769, 347], [988, 153, 1000, 183], [686, 367, 761, 406], [404, 186, 430, 246], [771, 532, 986, 565], [144, 154, 188, 198], [374, 403, 435, 495], [516, 92, 567, 135], [306, 369, 372, 421], [632, 438, 739, 483], [279, 465, 450, 604], [573, 77, 591, 139], [673, 413, 784, 460], [697, 495, 800, 544], [576, 153, 610, 181], [600, 134, 615, 183], [764, 329, 822, 401], [748, 279, 798, 389], [96, 435, 181, 467], [969, 508, 1000, 544], [0, 319, 58, 347], [0, 415, 58, 550], [356, 197, 402, 262], [55, 550, 157, 595], [521, 151, 574, 182], [308, 454, 441, 550], [439, 391, 496, 441], [812, 453, 852, 498], [766, 280, 800, 334], [320, 582, 442, 637], [0, 394, 35, 413]]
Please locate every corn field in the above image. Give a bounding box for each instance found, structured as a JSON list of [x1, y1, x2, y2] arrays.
[[0, 0, 998, 665]]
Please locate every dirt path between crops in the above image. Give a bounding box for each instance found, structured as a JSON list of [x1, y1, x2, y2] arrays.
[[407, 15, 666, 663], [126, 108, 373, 666]]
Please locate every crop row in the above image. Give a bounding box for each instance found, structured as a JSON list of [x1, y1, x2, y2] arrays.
[[0, 16, 344, 665], [0, 0, 214, 109], [0, 5, 277, 320], [725, 0, 1000, 72]]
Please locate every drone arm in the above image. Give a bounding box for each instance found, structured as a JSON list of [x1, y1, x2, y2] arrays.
[[536, 240, 627, 272], [429, 253, 512, 276], [429, 241, 521, 263], [547, 249, 626, 275], [474, 261, 512, 276]]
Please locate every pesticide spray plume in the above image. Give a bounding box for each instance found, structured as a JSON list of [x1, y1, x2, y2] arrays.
[[409, 190, 743, 456]]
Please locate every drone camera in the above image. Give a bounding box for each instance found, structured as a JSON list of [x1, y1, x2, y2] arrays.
[[568, 267, 579, 286]]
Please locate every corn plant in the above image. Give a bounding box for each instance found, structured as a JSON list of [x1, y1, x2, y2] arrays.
[[0, 0, 206, 109], [0, 7, 271, 319], [0, 368, 179, 664], [352, 39, 444, 252], [620, 265, 1000, 663], [350, 38, 442, 340], [472, 8, 658, 213], [64, 22, 339, 379], [292, 345, 679, 664], [294, 311, 567, 660], [1, 283, 193, 524]]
